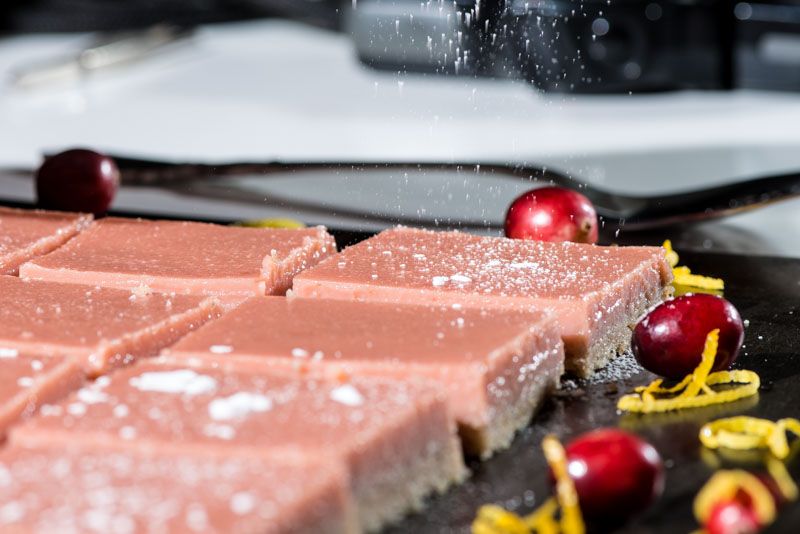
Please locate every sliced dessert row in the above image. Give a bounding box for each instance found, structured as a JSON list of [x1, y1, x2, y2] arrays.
[[293, 227, 673, 377], [8, 361, 464, 533], [0, 207, 673, 532]]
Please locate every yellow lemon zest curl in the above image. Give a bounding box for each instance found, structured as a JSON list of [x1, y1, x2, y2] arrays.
[[693, 470, 777, 527], [699, 416, 800, 502], [663, 240, 724, 292], [700, 416, 800, 460], [472, 436, 585, 534], [617, 330, 761, 414], [233, 218, 306, 229]]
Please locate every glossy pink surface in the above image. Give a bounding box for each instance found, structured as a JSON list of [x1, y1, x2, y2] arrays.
[[632, 294, 745, 379], [12, 361, 461, 492], [0, 446, 354, 534], [0, 207, 91, 275], [294, 227, 672, 361], [0, 354, 83, 438], [0, 276, 218, 375], [165, 296, 564, 431], [504, 187, 598, 244], [20, 217, 335, 301]]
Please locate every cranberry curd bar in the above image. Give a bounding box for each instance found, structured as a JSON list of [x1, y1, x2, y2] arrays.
[[293, 227, 672, 376], [164, 296, 564, 457], [11, 361, 466, 532], [0, 207, 91, 275], [19, 217, 335, 305], [0, 445, 357, 534], [0, 276, 219, 376], [0, 354, 83, 438]]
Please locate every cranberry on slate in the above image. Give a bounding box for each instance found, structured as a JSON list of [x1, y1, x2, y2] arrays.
[[36, 148, 119, 216], [705, 499, 761, 534], [556, 429, 665, 522], [632, 294, 745, 380], [504, 186, 599, 244]]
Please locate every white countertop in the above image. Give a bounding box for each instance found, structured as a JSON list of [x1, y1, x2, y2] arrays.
[[1, 19, 799, 257]]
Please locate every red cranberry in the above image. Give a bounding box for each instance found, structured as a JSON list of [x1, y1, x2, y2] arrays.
[[556, 429, 664, 522], [504, 187, 598, 244], [632, 294, 744, 380], [36, 148, 119, 215], [706, 499, 761, 534]]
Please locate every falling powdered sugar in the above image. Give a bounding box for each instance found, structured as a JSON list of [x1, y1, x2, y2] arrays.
[[432, 274, 473, 287]]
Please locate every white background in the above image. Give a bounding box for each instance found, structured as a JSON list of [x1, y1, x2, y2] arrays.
[[1, 20, 799, 256]]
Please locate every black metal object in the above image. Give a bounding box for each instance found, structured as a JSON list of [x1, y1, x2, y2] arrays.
[[352, 0, 800, 93], [388, 249, 800, 533], [105, 155, 800, 233]]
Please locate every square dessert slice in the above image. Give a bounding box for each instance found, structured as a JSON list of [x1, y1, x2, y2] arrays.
[[293, 227, 673, 377], [0, 353, 83, 438], [19, 217, 336, 305], [0, 445, 357, 534], [11, 361, 466, 532], [0, 207, 91, 275], [163, 296, 564, 457], [0, 276, 219, 377]]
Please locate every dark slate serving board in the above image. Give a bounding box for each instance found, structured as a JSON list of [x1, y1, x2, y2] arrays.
[[378, 248, 800, 534]]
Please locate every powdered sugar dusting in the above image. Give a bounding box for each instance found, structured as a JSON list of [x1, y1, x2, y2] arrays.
[[129, 370, 217, 395], [208, 392, 272, 421], [77, 388, 110, 404], [432, 276, 449, 287], [329, 384, 364, 406], [203, 423, 236, 440], [324, 228, 664, 299], [584, 351, 643, 385], [291, 348, 309, 358], [230, 492, 256, 515]]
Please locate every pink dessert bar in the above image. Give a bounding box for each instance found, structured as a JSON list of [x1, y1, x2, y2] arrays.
[[19, 217, 336, 305], [164, 296, 564, 457], [0, 445, 357, 534], [293, 227, 673, 376], [0, 276, 219, 377], [12, 361, 466, 531], [0, 207, 91, 275], [0, 353, 83, 438]]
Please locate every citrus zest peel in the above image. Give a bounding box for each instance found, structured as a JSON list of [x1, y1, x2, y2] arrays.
[[471, 436, 585, 534], [699, 415, 800, 504], [233, 218, 306, 229], [663, 240, 724, 292], [766, 455, 799, 502], [541, 435, 585, 534], [699, 416, 800, 460], [693, 470, 777, 527], [617, 330, 761, 414], [472, 505, 530, 534]]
